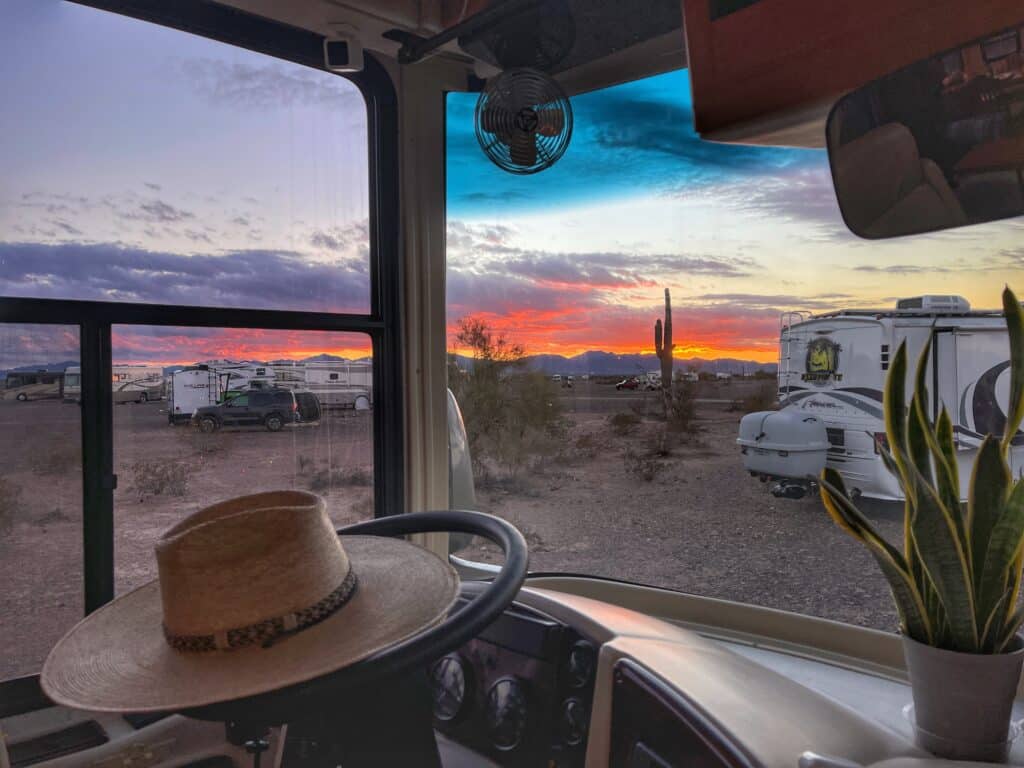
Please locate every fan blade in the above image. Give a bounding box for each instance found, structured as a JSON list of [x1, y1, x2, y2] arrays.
[[510, 131, 538, 167], [535, 108, 565, 137], [480, 106, 514, 134]]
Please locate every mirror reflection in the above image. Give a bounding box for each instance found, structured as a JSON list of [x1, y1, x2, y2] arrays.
[[828, 23, 1024, 238]]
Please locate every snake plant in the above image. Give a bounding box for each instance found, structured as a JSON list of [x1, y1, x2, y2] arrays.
[[820, 287, 1024, 653]]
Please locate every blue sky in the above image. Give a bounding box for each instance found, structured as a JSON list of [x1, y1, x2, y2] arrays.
[[446, 70, 819, 218]]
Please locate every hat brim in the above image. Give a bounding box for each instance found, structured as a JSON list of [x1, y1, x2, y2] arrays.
[[41, 536, 459, 713]]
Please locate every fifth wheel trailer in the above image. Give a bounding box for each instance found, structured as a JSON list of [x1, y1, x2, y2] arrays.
[[738, 295, 1024, 500]]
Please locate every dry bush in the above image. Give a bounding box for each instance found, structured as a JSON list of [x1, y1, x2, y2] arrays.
[[131, 460, 189, 498], [623, 449, 662, 482], [30, 442, 81, 476], [176, 426, 236, 457], [743, 381, 778, 412], [609, 411, 641, 436], [0, 477, 22, 533], [665, 383, 696, 434], [308, 466, 372, 492]]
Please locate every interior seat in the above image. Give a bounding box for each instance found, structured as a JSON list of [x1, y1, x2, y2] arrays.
[[832, 122, 968, 237]]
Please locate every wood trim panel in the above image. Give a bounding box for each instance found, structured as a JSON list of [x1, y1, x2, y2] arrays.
[[683, 0, 1024, 139]]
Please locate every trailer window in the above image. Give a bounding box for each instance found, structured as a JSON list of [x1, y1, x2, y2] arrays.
[[445, 69, 1024, 632], [0, 324, 82, 680], [0, 1, 370, 314]]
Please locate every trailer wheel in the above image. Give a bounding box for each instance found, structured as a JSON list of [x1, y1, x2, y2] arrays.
[[198, 417, 218, 434], [265, 413, 284, 432], [16, 393, 27, 402], [354, 395, 370, 411], [139, 392, 148, 403]]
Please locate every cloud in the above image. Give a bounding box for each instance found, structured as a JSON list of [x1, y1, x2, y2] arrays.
[[309, 222, 369, 253], [0, 241, 369, 313], [0, 324, 80, 371], [144, 182, 162, 191], [180, 57, 365, 112], [119, 199, 195, 224], [696, 292, 854, 310], [852, 264, 950, 275]]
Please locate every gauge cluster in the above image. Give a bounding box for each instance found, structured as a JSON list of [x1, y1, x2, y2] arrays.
[[430, 587, 597, 767]]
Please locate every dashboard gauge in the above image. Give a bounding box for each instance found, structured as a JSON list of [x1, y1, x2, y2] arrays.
[[567, 640, 596, 688], [560, 697, 588, 746], [485, 677, 528, 751], [430, 654, 470, 722]]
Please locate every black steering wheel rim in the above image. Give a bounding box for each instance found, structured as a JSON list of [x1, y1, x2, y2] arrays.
[[181, 509, 528, 724]]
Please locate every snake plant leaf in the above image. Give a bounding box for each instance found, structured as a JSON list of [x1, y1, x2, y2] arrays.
[[978, 481, 1024, 626], [998, 603, 1024, 653], [884, 342, 912, 492], [909, 339, 936, 489], [980, 589, 1012, 652], [820, 471, 932, 643], [1002, 286, 1024, 454], [968, 435, 1011, 587], [907, 465, 978, 650]]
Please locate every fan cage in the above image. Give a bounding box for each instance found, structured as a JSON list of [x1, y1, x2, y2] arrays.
[[474, 68, 574, 175]]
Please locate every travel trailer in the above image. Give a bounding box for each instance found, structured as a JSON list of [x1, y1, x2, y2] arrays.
[[168, 362, 275, 424], [6, 3, 1024, 768], [268, 360, 372, 409], [740, 296, 1024, 499], [64, 365, 163, 404]]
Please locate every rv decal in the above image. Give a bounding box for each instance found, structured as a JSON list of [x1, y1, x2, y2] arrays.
[[802, 338, 842, 383]]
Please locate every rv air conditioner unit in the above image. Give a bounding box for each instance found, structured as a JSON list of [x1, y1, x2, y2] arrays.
[[895, 295, 970, 313]]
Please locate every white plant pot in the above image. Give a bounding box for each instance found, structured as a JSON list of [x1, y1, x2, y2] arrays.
[[903, 634, 1024, 762]]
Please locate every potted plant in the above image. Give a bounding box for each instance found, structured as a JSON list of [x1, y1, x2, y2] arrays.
[[820, 287, 1024, 762]]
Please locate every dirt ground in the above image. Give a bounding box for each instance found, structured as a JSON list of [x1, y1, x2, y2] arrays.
[[455, 378, 902, 633], [0, 399, 374, 680], [1, 379, 903, 682]]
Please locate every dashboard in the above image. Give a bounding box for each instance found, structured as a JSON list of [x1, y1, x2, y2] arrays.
[[429, 584, 597, 767], [6, 577, 1017, 768]]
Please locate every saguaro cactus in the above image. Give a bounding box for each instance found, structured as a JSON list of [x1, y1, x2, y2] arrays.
[[654, 288, 674, 409]]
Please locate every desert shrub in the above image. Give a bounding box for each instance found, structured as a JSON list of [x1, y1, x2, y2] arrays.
[[0, 477, 22, 533], [308, 466, 372, 492], [665, 383, 696, 433], [623, 449, 662, 482], [178, 427, 235, 456], [131, 460, 188, 497], [449, 318, 564, 480], [609, 411, 641, 435], [30, 442, 81, 476], [743, 381, 778, 412]]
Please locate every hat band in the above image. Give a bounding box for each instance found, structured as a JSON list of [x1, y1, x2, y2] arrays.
[[163, 568, 358, 652]]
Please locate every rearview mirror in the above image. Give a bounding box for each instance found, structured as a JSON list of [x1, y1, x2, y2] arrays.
[[827, 23, 1024, 239]]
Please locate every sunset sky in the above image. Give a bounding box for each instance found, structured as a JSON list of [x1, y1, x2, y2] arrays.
[[2, 0, 1024, 369]]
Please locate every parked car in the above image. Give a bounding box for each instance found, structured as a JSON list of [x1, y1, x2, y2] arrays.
[[192, 388, 321, 432], [615, 377, 640, 390]]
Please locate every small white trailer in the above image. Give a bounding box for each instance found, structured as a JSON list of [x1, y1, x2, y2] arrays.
[[168, 362, 275, 424], [738, 295, 1024, 500]]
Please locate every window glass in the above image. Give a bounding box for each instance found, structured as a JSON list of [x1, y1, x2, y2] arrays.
[[112, 326, 375, 595], [0, 324, 81, 680], [445, 70, 1024, 632], [0, 0, 370, 314]]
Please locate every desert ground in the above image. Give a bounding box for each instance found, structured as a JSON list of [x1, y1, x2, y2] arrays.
[[0, 378, 902, 681]]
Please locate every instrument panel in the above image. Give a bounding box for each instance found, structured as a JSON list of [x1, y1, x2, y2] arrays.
[[430, 589, 596, 767]]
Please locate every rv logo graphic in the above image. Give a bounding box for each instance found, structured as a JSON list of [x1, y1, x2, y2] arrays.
[[803, 338, 842, 383]]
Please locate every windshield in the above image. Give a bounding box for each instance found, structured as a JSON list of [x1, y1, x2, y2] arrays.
[[446, 69, 1024, 632]]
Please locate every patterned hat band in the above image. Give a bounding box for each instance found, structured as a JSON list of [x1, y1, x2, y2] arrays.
[[163, 567, 358, 653]]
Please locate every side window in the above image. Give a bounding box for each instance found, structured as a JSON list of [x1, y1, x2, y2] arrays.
[[249, 393, 269, 407], [230, 394, 250, 407]]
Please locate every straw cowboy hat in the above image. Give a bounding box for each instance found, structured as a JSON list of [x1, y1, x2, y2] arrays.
[[41, 491, 459, 712]]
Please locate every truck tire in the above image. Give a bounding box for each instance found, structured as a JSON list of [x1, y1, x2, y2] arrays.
[[198, 417, 218, 433], [265, 413, 284, 432], [354, 395, 370, 411], [16, 392, 27, 401], [139, 392, 148, 403]]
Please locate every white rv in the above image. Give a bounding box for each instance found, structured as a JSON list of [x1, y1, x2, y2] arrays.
[[738, 295, 1024, 500], [63, 365, 163, 403], [168, 362, 275, 424], [270, 360, 372, 410]]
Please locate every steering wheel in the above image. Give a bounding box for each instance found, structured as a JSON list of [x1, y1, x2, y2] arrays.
[[182, 509, 529, 725]]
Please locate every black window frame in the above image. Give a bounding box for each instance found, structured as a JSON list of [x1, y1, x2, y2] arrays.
[[0, 0, 403, 614]]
